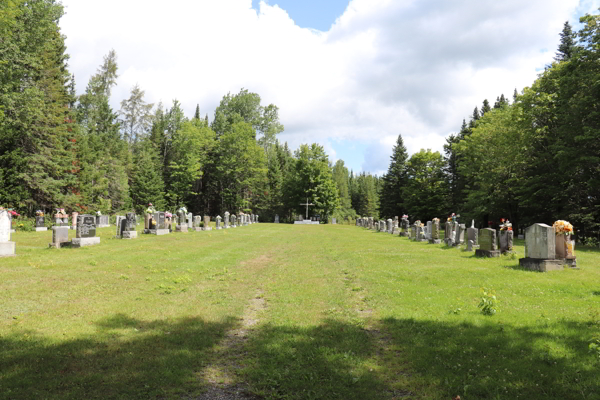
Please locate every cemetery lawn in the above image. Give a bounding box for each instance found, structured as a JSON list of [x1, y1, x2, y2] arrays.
[[1, 225, 599, 400]]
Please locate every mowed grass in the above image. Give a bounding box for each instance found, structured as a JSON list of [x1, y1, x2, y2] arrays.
[[0, 224, 599, 400]]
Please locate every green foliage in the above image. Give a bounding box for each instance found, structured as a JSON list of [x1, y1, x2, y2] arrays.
[[379, 134, 408, 219], [402, 149, 448, 221], [478, 288, 497, 316]]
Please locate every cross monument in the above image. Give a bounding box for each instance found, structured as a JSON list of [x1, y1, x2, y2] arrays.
[[300, 198, 315, 220]]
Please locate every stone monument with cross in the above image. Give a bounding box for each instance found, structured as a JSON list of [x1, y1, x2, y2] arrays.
[[294, 198, 319, 224]]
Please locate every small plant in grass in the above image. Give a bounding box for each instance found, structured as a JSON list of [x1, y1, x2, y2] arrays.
[[590, 338, 600, 360], [478, 287, 497, 315]]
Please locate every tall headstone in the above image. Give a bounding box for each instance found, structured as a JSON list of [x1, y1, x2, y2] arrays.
[[519, 224, 563, 271], [416, 224, 427, 242], [475, 228, 500, 257], [275, 214, 280, 223], [35, 211, 48, 232], [444, 221, 454, 246], [122, 212, 138, 239], [70, 212, 78, 230], [72, 214, 101, 247], [186, 213, 193, 228], [429, 219, 441, 244], [224, 212, 230, 228], [400, 217, 409, 237], [386, 219, 393, 233], [115, 215, 125, 237], [203, 216, 212, 231], [216, 216, 222, 230], [176, 209, 188, 232], [453, 223, 465, 246], [0, 210, 16, 257], [466, 224, 479, 252], [498, 230, 514, 254], [231, 214, 237, 228], [426, 221, 432, 240]]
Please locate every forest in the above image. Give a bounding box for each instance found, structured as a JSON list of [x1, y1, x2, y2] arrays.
[[0, 1, 598, 243]]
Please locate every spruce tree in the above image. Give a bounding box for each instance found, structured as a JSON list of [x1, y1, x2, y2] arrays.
[[555, 21, 575, 62], [480, 100, 491, 117], [194, 104, 201, 120], [379, 134, 408, 218]]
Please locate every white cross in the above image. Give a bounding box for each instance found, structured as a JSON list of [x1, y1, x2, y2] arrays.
[[300, 198, 315, 220]]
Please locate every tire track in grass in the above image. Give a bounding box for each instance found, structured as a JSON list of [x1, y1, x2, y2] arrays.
[[196, 254, 271, 400]]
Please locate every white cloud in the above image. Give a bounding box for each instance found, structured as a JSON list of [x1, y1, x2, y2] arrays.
[[60, 0, 591, 172]]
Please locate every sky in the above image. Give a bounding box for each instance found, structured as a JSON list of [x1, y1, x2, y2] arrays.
[[59, 0, 599, 176]]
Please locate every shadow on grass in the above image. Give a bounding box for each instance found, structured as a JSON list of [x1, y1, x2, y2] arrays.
[[379, 317, 599, 400], [2, 315, 598, 400], [0, 315, 238, 399], [0, 316, 388, 400]]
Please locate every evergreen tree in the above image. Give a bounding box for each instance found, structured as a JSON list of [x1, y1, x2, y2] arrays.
[[555, 21, 575, 62], [379, 134, 408, 218], [130, 140, 166, 213], [119, 84, 154, 144], [194, 104, 201, 120], [0, 0, 77, 213], [331, 160, 356, 222], [480, 100, 491, 117]]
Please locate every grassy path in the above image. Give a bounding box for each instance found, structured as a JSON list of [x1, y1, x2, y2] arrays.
[[1, 224, 599, 399]]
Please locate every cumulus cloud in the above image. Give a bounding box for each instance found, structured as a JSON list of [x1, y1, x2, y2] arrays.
[[59, 0, 588, 172]]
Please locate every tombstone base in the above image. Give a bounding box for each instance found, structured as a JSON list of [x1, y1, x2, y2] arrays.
[[0, 241, 16, 257], [122, 231, 137, 239], [154, 229, 170, 236], [519, 257, 564, 272], [35, 227, 48, 232], [71, 237, 101, 248], [399, 233, 409, 237], [466, 244, 480, 252], [429, 239, 441, 244], [445, 239, 454, 246], [175, 224, 188, 232], [232, 225, 237, 228], [203, 227, 213, 231], [193, 227, 203, 232], [565, 258, 577, 268], [475, 249, 501, 258]]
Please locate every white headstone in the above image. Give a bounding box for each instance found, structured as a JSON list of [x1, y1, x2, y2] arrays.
[[0, 211, 11, 242]]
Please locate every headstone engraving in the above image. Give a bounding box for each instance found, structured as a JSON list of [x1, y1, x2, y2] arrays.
[[71, 214, 101, 247]]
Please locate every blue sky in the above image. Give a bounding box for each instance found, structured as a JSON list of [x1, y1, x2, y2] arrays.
[[59, 0, 598, 176], [251, 0, 350, 32]]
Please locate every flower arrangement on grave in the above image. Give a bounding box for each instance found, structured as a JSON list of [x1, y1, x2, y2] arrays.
[[96, 211, 102, 216], [447, 213, 456, 222], [146, 203, 156, 214], [8, 209, 20, 217], [36, 210, 44, 217], [177, 206, 187, 214], [165, 212, 172, 218], [433, 217, 440, 223], [499, 219, 512, 231], [414, 220, 424, 227], [55, 208, 65, 215], [402, 214, 408, 219], [553, 220, 574, 236]]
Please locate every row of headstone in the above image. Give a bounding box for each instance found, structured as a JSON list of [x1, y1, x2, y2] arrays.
[[354, 215, 578, 272]]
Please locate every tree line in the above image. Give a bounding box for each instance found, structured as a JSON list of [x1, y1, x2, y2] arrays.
[[1, 1, 598, 241], [379, 18, 600, 244]]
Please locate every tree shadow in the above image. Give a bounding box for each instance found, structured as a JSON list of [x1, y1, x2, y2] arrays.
[[0, 315, 239, 399], [379, 317, 599, 399], [0, 316, 390, 400], [240, 319, 388, 399]]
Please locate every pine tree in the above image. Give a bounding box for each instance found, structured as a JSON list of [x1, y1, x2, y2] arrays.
[[555, 21, 575, 62], [379, 134, 408, 219], [0, 0, 77, 213], [480, 100, 491, 117], [194, 104, 200, 120]]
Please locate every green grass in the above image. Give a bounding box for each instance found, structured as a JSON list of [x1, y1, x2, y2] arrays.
[[1, 224, 599, 399]]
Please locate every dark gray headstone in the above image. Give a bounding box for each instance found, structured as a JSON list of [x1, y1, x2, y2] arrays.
[[158, 212, 166, 229], [125, 213, 136, 231], [77, 215, 96, 238], [35, 216, 45, 228]]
